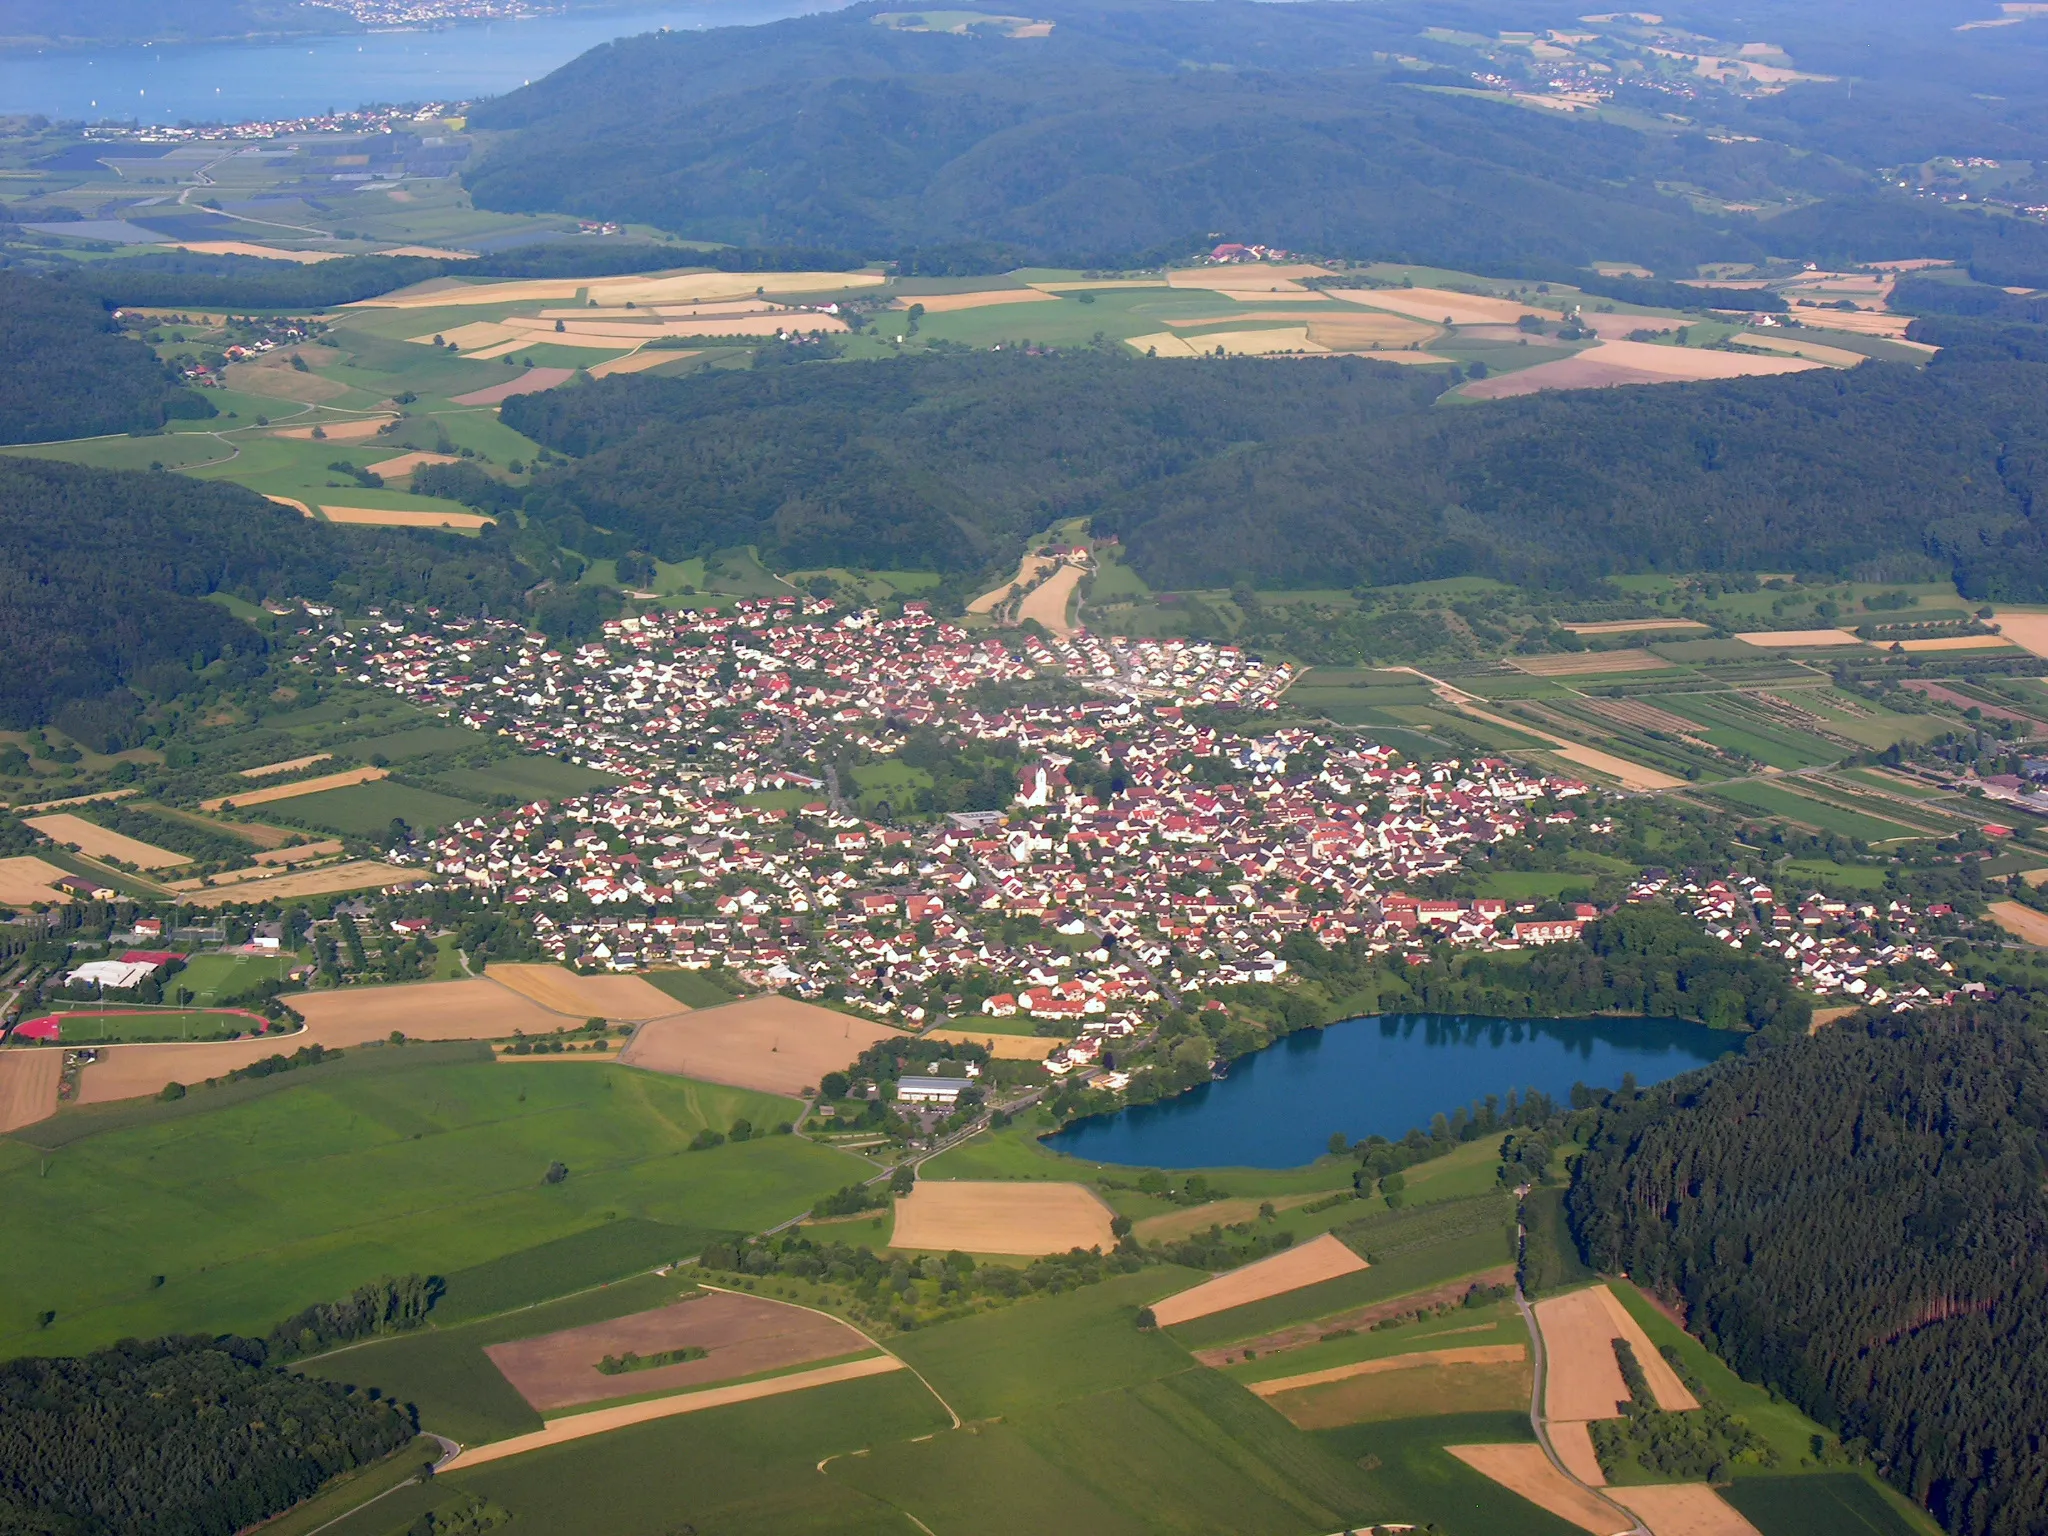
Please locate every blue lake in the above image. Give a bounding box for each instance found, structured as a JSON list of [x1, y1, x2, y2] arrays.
[[1044, 1013, 1737, 1170], [0, 0, 844, 123]]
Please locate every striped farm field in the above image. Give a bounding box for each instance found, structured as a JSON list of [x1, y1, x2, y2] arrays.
[[1705, 779, 1922, 841]]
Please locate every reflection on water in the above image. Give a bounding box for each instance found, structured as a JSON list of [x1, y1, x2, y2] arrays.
[[1045, 1012, 1734, 1170]]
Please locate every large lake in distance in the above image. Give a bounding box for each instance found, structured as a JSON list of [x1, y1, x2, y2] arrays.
[[1044, 1013, 1736, 1169], [0, 0, 843, 123]]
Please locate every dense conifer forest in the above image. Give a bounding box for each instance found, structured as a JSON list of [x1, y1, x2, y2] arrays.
[[1568, 1001, 2048, 1536], [0, 271, 213, 445]]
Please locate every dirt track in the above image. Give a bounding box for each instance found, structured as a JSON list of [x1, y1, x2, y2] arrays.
[[0, 1050, 62, 1133], [620, 995, 899, 1095], [1153, 1232, 1366, 1327], [890, 1181, 1115, 1257], [449, 1354, 906, 1470]]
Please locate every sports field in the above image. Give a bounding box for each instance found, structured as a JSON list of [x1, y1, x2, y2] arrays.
[[0, 1057, 851, 1356]]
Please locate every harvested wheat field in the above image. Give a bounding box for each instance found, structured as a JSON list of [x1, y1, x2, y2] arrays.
[[291, 978, 568, 1045], [451, 1354, 905, 1470], [1549, 1419, 1606, 1485], [321, 505, 495, 530], [0, 857, 75, 905], [24, 814, 189, 869], [1989, 901, 2048, 946], [1018, 562, 1084, 636], [917, 1028, 1059, 1060], [1898, 634, 2014, 652], [1153, 1232, 1366, 1326], [1790, 308, 1917, 339], [1306, 314, 1444, 350], [1186, 327, 1329, 355], [204, 766, 385, 811], [1249, 1343, 1526, 1397], [1127, 332, 1203, 358], [1536, 1284, 1698, 1422], [270, 416, 396, 441], [1464, 340, 1821, 399], [1611, 1484, 1763, 1536], [1335, 285, 1536, 326], [1508, 649, 1671, 676], [1267, 1351, 1531, 1428], [451, 369, 576, 407], [241, 753, 332, 778], [347, 269, 884, 314], [1168, 264, 1332, 295], [1734, 628, 1866, 648], [905, 288, 1060, 312], [487, 963, 682, 1021], [1447, 1445, 1633, 1535], [587, 351, 692, 378], [0, 1049, 62, 1133], [970, 553, 1055, 612], [183, 860, 415, 906], [486, 1289, 873, 1412], [364, 451, 460, 478], [169, 240, 342, 263], [1550, 745, 1687, 793], [890, 1180, 1115, 1256], [1743, 333, 1873, 369], [406, 320, 521, 352], [1991, 610, 2048, 660], [1563, 619, 1708, 636], [76, 1037, 302, 1104], [17, 787, 138, 813], [621, 995, 899, 1095]]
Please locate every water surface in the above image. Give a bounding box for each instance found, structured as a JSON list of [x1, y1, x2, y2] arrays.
[[1046, 1012, 1734, 1170], [1, 0, 842, 123]]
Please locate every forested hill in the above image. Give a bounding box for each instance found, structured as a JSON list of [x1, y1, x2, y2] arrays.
[[499, 339, 2048, 597], [0, 459, 531, 736], [1567, 1000, 2048, 1536], [463, 0, 2048, 278], [0, 270, 215, 445]]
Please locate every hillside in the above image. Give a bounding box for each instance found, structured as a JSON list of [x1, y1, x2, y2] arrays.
[[1568, 1000, 2048, 1535], [0, 270, 214, 446], [497, 338, 2048, 597]]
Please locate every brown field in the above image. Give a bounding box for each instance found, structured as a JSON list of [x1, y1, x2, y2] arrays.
[[1562, 619, 1708, 636], [1744, 333, 1875, 369], [1335, 285, 1538, 327], [1127, 331, 1203, 358], [1535, 1284, 1698, 1422], [1018, 562, 1084, 636], [917, 1028, 1060, 1060], [167, 240, 342, 263], [1579, 696, 1707, 737], [182, 860, 414, 905], [587, 350, 693, 378], [1248, 1343, 1526, 1397], [487, 1289, 871, 1411], [905, 288, 1061, 313], [0, 1049, 62, 1133], [321, 505, 496, 530], [1153, 1232, 1366, 1326], [270, 417, 396, 441], [620, 994, 900, 1095], [1989, 900, 2048, 946], [16, 787, 139, 813], [1508, 649, 1670, 676], [970, 553, 1055, 613], [225, 362, 349, 402], [451, 369, 576, 407], [890, 1180, 1115, 1256], [1793, 309, 1918, 339], [1991, 610, 2048, 660], [1898, 634, 2015, 652], [1463, 339, 1821, 399], [1734, 628, 1867, 648], [1611, 1485, 1764, 1536], [1446, 1445, 1632, 1535], [24, 813, 191, 869], [203, 766, 386, 810], [451, 1354, 906, 1470], [406, 320, 521, 352], [1550, 1419, 1606, 1485], [486, 963, 683, 1021], [76, 1037, 302, 1104], [164, 840, 344, 889], [0, 856, 75, 904], [290, 978, 569, 1045], [364, 451, 461, 478], [241, 753, 333, 778], [361, 269, 886, 312], [1268, 1355, 1531, 1429], [1192, 1266, 1516, 1365]]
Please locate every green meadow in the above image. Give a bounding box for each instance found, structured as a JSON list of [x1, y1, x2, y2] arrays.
[[0, 1058, 862, 1356]]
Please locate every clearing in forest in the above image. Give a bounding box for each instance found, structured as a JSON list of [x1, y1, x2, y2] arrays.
[[1152, 1233, 1366, 1326], [485, 1289, 875, 1411], [621, 994, 900, 1095], [889, 1180, 1116, 1256]]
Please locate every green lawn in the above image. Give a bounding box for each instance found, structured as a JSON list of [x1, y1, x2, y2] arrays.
[[37, 1008, 261, 1043], [172, 952, 298, 1005], [277, 781, 486, 836], [0, 1060, 864, 1356]]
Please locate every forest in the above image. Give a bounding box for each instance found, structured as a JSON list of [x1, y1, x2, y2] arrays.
[[1568, 998, 2048, 1536], [0, 270, 213, 445], [461, 0, 2048, 277], [0, 1332, 415, 1535], [0, 458, 530, 730], [499, 333, 2048, 597]]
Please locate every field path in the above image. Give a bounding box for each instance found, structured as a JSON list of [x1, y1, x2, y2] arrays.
[[445, 1354, 907, 1469]]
